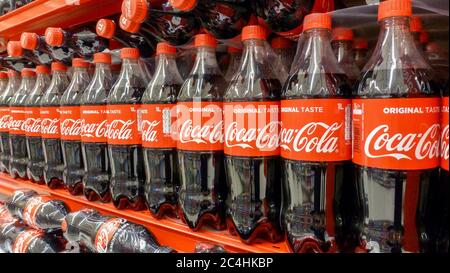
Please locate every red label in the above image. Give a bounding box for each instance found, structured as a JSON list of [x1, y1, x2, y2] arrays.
[[40, 106, 60, 139], [176, 102, 223, 151], [12, 229, 44, 253], [94, 218, 125, 253], [80, 105, 108, 143], [0, 107, 12, 133], [140, 104, 177, 149], [352, 98, 440, 170], [60, 106, 82, 141], [441, 97, 449, 171], [22, 196, 50, 229], [280, 99, 352, 161], [223, 101, 280, 157], [24, 107, 42, 137], [106, 104, 141, 145], [9, 107, 26, 135]]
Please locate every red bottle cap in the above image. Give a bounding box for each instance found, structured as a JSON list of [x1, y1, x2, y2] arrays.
[[170, 0, 197, 11], [378, 0, 412, 21], [156, 42, 177, 55], [72, 58, 90, 68], [121, 48, 140, 59], [332, 27, 353, 41], [122, 0, 148, 23], [119, 15, 141, 33], [303, 13, 332, 32], [45, 27, 64, 47], [353, 38, 369, 49], [21, 68, 36, 78], [7, 41, 23, 57], [97, 19, 116, 39], [61, 219, 67, 233], [410, 16, 422, 33], [51, 62, 67, 72], [94, 53, 112, 64], [20, 32, 39, 50], [271, 36, 293, 49], [7, 69, 19, 77], [228, 46, 242, 53], [194, 34, 217, 48], [420, 31, 429, 44], [241, 25, 267, 41], [36, 65, 51, 75], [0, 72, 8, 79]]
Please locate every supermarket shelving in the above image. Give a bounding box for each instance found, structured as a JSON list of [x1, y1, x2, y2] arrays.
[[0, 173, 290, 253], [0, 0, 122, 51]]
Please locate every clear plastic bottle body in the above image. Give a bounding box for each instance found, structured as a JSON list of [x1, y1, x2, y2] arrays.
[[60, 28, 109, 60], [177, 46, 227, 231], [224, 50, 242, 82], [224, 39, 283, 243], [41, 70, 70, 188], [9, 75, 36, 179], [354, 17, 439, 253], [60, 66, 91, 195], [25, 72, 51, 183], [107, 57, 147, 210], [0, 74, 20, 173], [354, 47, 368, 71], [142, 52, 183, 218], [332, 39, 360, 84], [81, 62, 114, 203]]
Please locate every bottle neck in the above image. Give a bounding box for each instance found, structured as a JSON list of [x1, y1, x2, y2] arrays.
[[50, 70, 70, 91], [18, 76, 36, 93], [7, 76, 21, 91], [191, 46, 221, 75], [239, 39, 274, 78], [153, 54, 183, 84], [332, 40, 355, 63], [118, 58, 145, 81], [93, 62, 112, 81]]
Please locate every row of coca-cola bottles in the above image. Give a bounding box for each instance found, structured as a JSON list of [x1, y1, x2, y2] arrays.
[[0, 0, 32, 15], [0, 189, 174, 253], [0, 0, 448, 254]]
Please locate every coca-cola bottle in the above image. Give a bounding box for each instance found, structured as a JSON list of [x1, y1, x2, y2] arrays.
[[0, 72, 9, 170], [0, 70, 21, 174], [0, 72, 7, 94], [223, 25, 283, 243], [6, 190, 69, 232], [96, 18, 156, 58], [81, 53, 114, 203], [41, 62, 70, 189], [280, 13, 353, 253], [177, 34, 227, 231], [21, 32, 71, 66], [0, 52, 34, 71], [224, 46, 242, 82], [62, 209, 175, 253], [331, 27, 360, 84], [353, 0, 440, 253], [45, 26, 109, 61], [7, 40, 53, 66], [419, 30, 429, 51], [60, 58, 91, 195], [107, 48, 146, 210], [0, 203, 15, 225], [271, 36, 295, 83], [120, 2, 200, 46], [353, 38, 369, 71], [24, 65, 51, 184], [410, 16, 424, 53], [9, 68, 36, 179], [141, 42, 182, 219]]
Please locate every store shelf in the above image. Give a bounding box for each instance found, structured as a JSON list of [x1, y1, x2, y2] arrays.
[[0, 173, 290, 253], [0, 0, 122, 51]]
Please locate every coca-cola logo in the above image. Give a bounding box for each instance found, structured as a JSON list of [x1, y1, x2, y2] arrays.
[[23, 118, 41, 134], [225, 121, 279, 151], [179, 119, 223, 144], [81, 119, 108, 139], [141, 120, 160, 143], [280, 122, 342, 153], [60, 118, 83, 137], [441, 124, 449, 161], [364, 124, 440, 161], [105, 120, 135, 140], [0, 115, 12, 130], [95, 218, 124, 253], [41, 118, 59, 135], [8, 118, 26, 132]]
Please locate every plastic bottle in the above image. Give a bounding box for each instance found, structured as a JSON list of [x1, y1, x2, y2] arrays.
[[41, 62, 70, 189], [271, 36, 295, 83], [0, 204, 15, 225], [224, 46, 242, 82], [24, 65, 51, 184], [331, 27, 360, 84], [0, 70, 21, 174], [419, 30, 429, 51], [223, 25, 283, 243], [81, 53, 114, 203], [107, 48, 147, 210], [141, 42, 182, 219], [21, 32, 71, 66], [177, 34, 227, 231], [96, 18, 156, 58], [0, 72, 8, 94], [353, 38, 369, 71], [7, 40, 53, 66], [353, 0, 440, 253], [60, 58, 91, 196], [280, 13, 353, 252], [8, 68, 36, 179]]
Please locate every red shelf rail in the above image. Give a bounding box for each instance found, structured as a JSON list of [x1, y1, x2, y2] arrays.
[[0, 173, 290, 253]]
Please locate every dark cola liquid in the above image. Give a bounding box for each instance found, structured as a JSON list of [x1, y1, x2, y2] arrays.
[[61, 138, 84, 195], [42, 120, 64, 189], [0, 132, 10, 173], [27, 135, 45, 183], [225, 78, 283, 244], [9, 134, 27, 179], [113, 30, 156, 58]]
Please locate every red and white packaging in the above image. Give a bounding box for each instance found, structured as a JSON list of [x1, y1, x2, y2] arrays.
[[40, 107, 60, 139], [140, 104, 177, 149], [106, 104, 141, 145], [80, 105, 108, 143], [441, 96, 449, 171], [24, 107, 42, 137], [0, 107, 12, 133], [60, 106, 82, 141], [8, 107, 26, 135]]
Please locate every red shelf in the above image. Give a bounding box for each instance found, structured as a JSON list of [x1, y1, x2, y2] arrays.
[[0, 0, 122, 51], [0, 173, 290, 253]]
